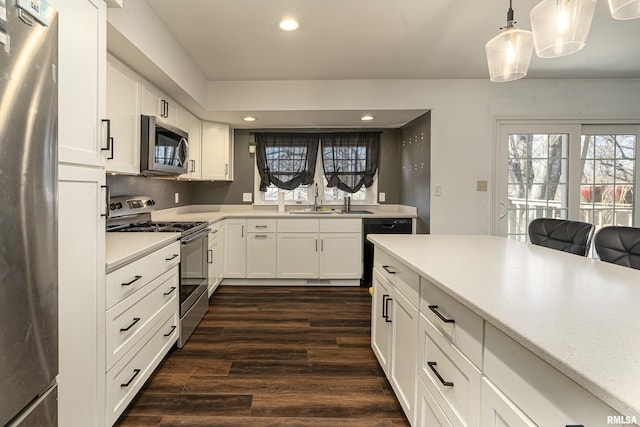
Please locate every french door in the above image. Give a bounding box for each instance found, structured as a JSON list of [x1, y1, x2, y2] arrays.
[[494, 122, 640, 247]]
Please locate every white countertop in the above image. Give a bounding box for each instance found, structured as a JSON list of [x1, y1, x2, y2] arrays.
[[106, 233, 180, 273], [151, 204, 417, 223], [367, 234, 640, 420]]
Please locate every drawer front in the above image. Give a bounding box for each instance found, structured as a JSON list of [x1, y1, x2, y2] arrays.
[[420, 278, 483, 368], [246, 218, 277, 233], [106, 241, 180, 309], [418, 314, 481, 427], [319, 218, 361, 233], [484, 323, 622, 426], [277, 218, 319, 233], [480, 378, 536, 427], [374, 248, 419, 308], [417, 378, 455, 427], [107, 307, 178, 425], [209, 220, 223, 236], [106, 266, 178, 370]]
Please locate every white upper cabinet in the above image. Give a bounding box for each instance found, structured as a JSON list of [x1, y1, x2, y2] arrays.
[[57, 0, 106, 167], [177, 108, 202, 180], [141, 83, 177, 126], [106, 57, 141, 175], [201, 121, 233, 181]]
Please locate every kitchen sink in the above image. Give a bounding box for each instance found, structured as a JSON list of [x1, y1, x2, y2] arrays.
[[289, 209, 339, 214], [343, 210, 374, 214]]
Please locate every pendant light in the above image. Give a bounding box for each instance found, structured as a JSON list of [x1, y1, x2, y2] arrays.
[[530, 0, 597, 58], [608, 0, 640, 20], [485, 0, 534, 82]]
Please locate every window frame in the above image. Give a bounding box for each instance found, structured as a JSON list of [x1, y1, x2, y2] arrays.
[[254, 146, 378, 206], [493, 119, 640, 237]]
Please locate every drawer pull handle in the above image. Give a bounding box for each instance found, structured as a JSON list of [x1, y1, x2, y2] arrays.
[[565, 425, 585, 427], [427, 361, 454, 387], [120, 317, 141, 332], [382, 265, 396, 274], [165, 254, 179, 261], [429, 305, 455, 324], [163, 286, 176, 296], [255, 225, 268, 228], [164, 325, 177, 337], [384, 296, 393, 323], [122, 275, 142, 286], [120, 369, 141, 388], [254, 234, 268, 238]]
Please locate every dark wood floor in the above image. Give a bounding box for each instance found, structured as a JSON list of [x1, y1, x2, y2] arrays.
[[114, 285, 410, 427]]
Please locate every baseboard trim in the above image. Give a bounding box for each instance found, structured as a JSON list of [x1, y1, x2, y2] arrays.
[[221, 278, 360, 287]]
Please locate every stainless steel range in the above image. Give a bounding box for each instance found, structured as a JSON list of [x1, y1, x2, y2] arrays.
[[107, 196, 209, 348]]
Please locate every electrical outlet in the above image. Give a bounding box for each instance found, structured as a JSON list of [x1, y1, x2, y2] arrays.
[[477, 180, 488, 192], [379, 192, 386, 202], [242, 192, 252, 202], [174, 192, 179, 204]]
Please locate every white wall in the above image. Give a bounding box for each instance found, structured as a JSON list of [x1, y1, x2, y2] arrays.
[[207, 78, 640, 234]]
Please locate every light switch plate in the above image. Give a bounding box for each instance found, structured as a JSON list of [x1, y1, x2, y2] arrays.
[[434, 185, 442, 197], [477, 180, 488, 192], [379, 192, 386, 202], [174, 192, 179, 204], [243, 192, 252, 202]]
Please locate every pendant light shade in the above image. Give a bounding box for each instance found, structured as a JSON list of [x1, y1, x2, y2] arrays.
[[608, 0, 640, 19], [530, 0, 597, 58], [486, 28, 534, 82], [485, 1, 534, 83]]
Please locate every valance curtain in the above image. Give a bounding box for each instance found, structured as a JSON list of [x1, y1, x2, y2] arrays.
[[320, 132, 381, 193], [255, 132, 320, 191]]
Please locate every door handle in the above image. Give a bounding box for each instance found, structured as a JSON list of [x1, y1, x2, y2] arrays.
[[384, 297, 392, 322], [100, 185, 110, 218], [499, 201, 507, 219], [208, 249, 213, 263], [382, 294, 390, 319], [100, 119, 111, 153]]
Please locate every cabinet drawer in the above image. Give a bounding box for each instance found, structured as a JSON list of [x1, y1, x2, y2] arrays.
[[480, 378, 536, 427], [319, 218, 361, 233], [418, 314, 481, 427], [246, 218, 277, 233], [209, 220, 223, 235], [484, 323, 622, 426], [106, 266, 178, 370], [277, 218, 319, 233], [374, 248, 419, 308], [106, 241, 180, 309], [417, 378, 454, 427], [420, 278, 483, 368], [107, 306, 178, 425]]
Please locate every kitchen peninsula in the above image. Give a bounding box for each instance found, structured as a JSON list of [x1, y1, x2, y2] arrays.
[[368, 234, 640, 426]]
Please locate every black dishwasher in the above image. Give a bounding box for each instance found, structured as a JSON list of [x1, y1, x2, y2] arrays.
[[361, 218, 413, 286]]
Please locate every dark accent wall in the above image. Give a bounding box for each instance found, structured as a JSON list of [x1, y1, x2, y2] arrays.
[[191, 128, 402, 205], [400, 112, 431, 234], [106, 127, 407, 209], [106, 174, 196, 210]]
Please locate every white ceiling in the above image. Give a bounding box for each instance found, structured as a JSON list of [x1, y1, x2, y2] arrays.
[[141, 0, 640, 127]]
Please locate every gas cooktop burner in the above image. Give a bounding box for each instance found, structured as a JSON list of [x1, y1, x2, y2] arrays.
[[107, 221, 207, 234]]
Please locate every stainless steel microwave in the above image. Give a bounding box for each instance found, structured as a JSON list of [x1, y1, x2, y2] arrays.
[[140, 115, 189, 176]]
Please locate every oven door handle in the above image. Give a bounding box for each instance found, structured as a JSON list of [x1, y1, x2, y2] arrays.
[[181, 228, 210, 244]]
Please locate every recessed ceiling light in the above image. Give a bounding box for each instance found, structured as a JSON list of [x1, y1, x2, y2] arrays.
[[361, 115, 374, 121], [243, 116, 256, 122], [279, 18, 299, 31]]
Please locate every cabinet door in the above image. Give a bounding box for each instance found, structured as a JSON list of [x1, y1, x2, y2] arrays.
[[371, 269, 392, 375], [58, 164, 106, 427], [201, 121, 231, 180], [106, 58, 140, 174], [140, 84, 177, 125], [389, 286, 418, 424], [276, 233, 318, 278], [318, 232, 362, 279], [224, 219, 246, 278], [480, 378, 536, 427], [56, 0, 106, 167], [246, 233, 277, 278], [207, 233, 219, 297], [177, 108, 202, 180], [416, 378, 454, 427]]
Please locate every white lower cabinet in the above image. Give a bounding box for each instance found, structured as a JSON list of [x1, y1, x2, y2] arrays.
[[247, 232, 277, 278], [371, 270, 392, 375], [207, 221, 223, 297], [318, 232, 362, 279], [105, 242, 180, 425], [224, 219, 247, 278], [276, 232, 319, 278], [480, 378, 536, 427]]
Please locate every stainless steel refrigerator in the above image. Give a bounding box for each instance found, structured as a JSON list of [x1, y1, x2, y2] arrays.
[[0, 0, 58, 425]]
